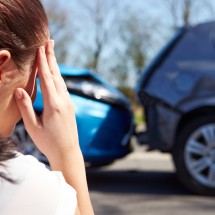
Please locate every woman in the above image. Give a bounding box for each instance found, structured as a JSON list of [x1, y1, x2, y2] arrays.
[[0, 0, 94, 214]]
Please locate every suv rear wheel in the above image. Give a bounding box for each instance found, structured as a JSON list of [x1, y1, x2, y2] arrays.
[[172, 115, 215, 195]]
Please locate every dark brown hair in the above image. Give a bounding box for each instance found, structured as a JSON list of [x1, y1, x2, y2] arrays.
[[0, 0, 48, 181], [0, 138, 17, 182], [0, 0, 48, 69]]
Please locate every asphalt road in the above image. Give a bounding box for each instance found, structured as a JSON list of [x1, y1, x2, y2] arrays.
[[87, 146, 215, 215]]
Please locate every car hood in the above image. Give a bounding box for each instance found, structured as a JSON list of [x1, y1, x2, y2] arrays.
[[59, 64, 131, 110], [59, 64, 91, 76]]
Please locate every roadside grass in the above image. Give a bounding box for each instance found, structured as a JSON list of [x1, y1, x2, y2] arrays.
[[117, 86, 145, 126], [133, 105, 145, 126]]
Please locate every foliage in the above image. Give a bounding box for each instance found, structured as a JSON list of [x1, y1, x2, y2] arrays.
[[72, 0, 120, 72], [118, 86, 138, 105], [164, 0, 215, 29], [42, 0, 74, 64], [117, 9, 153, 86], [118, 86, 145, 125], [41, 0, 215, 88]]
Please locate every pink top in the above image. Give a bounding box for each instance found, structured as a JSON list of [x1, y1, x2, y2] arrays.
[[0, 153, 77, 215]]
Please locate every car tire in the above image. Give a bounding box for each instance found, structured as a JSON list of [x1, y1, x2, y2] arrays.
[[12, 123, 48, 164], [172, 115, 215, 196]]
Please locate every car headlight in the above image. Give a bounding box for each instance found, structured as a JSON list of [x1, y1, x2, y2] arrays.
[[64, 76, 130, 107]]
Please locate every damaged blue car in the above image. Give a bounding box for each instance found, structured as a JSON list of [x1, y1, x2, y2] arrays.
[[14, 65, 134, 166]]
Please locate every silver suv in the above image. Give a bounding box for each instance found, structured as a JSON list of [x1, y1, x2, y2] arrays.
[[136, 21, 215, 195]]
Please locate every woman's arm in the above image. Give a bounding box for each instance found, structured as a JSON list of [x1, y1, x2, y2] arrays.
[[15, 41, 94, 215]]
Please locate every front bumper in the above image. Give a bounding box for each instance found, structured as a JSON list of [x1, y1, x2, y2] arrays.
[[82, 104, 134, 163]]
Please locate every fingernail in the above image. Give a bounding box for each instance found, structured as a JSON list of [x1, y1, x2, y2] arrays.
[[50, 39, 55, 48], [15, 89, 23, 100], [40, 46, 45, 53]]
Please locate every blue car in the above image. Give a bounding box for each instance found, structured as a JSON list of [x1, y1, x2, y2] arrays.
[[14, 65, 134, 166]]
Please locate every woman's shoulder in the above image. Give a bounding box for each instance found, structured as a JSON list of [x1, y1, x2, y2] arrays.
[[0, 152, 77, 215]]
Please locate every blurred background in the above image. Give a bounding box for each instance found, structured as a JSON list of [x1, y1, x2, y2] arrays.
[[41, 0, 215, 124], [40, 0, 215, 214]]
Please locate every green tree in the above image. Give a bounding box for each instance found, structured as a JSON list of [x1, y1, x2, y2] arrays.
[[73, 0, 120, 72], [165, 0, 215, 29], [42, 0, 74, 64], [117, 10, 152, 86]]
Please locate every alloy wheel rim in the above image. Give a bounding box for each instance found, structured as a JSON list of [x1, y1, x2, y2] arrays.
[[185, 124, 215, 188]]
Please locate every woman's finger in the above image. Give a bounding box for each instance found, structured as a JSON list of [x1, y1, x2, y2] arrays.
[[46, 40, 61, 77], [37, 46, 58, 106], [15, 88, 40, 134], [46, 40, 67, 94]]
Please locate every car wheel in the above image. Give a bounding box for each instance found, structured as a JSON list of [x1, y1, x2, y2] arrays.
[[172, 115, 215, 195], [13, 124, 48, 164]]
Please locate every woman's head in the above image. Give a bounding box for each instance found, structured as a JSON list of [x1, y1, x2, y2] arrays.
[[0, 0, 49, 69], [0, 0, 49, 137]]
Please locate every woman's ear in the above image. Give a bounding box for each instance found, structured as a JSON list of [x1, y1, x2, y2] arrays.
[[0, 50, 11, 82]]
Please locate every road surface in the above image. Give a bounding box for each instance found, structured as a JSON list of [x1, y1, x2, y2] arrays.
[[87, 146, 215, 215]]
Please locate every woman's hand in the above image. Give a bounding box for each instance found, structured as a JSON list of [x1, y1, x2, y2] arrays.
[[15, 40, 79, 164], [15, 41, 95, 215]]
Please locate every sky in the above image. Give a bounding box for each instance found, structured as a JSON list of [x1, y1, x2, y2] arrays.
[[41, 0, 215, 87], [44, 0, 215, 53], [55, 0, 215, 25]]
